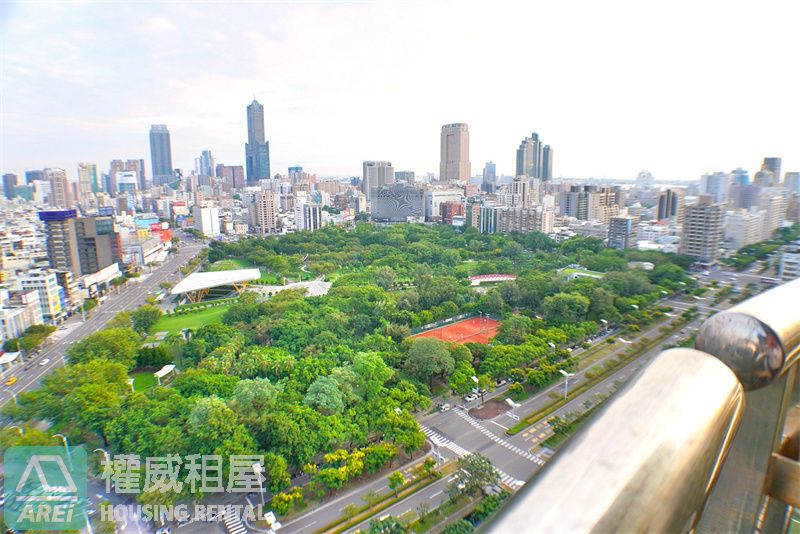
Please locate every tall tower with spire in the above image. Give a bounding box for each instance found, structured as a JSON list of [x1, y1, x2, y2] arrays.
[[245, 99, 271, 184]]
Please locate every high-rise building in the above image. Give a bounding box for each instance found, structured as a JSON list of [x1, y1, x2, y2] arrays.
[[362, 161, 394, 201], [19, 269, 63, 324], [657, 188, 684, 222], [439, 123, 470, 182], [700, 172, 730, 204], [784, 172, 800, 194], [245, 100, 271, 184], [778, 241, 800, 283], [126, 159, 146, 190], [149, 125, 174, 185], [25, 170, 44, 185], [193, 204, 220, 237], [198, 150, 215, 178], [295, 203, 323, 231], [249, 191, 278, 234], [38, 209, 81, 276], [509, 176, 531, 207], [479, 205, 503, 234], [763, 157, 782, 183], [516, 133, 552, 179], [608, 216, 639, 250], [439, 201, 465, 225], [725, 209, 763, 251], [45, 168, 73, 209], [2, 173, 17, 200], [482, 161, 497, 192], [215, 165, 245, 190], [116, 171, 138, 194], [754, 163, 778, 187], [730, 167, 749, 186], [75, 215, 123, 275], [758, 190, 787, 240], [541, 145, 553, 181], [77, 163, 98, 203], [560, 185, 619, 223], [681, 196, 723, 264], [501, 207, 538, 234], [395, 171, 415, 183]]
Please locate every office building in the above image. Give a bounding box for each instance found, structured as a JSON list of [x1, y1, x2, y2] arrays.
[[657, 188, 684, 222], [216, 165, 245, 190], [127, 159, 146, 190], [700, 172, 730, 204], [197, 150, 215, 177], [730, 167, 749, 186], [516, 132, 552, 180], [482, 161, 497, 193], [75, 215, 123, 275], [38, 209, 81, 275], [193, 204, 220, 237], [784, 172, 800, 194], [25, 170, 44, 185], [778, 241, 800, 283], [608, 216, 639, 250], [763, 157, 782, 183], [3, 173, 17, 200], [541, 145, 553, 181], [295, 203, 323, 231], [249, 191, 278, 234], [45, 168, 73, 209], [725, 209, 763, 251], [77, 163, 98, 201], [754, 163, 778, 187], [149, 125, 174, 185], [370, 183, 425, 222], [395, 171, 415, 183], [681, 196, 723, 264], [561, 186, 619, 224], [479, 205, 503, 234], [439, 123, 470, 182], [758, 190, 787, 240], [19, 269, 64, 324], [245, 99, 271, 184], [362, 161, 394, 201], [116, 171, 138, 194]]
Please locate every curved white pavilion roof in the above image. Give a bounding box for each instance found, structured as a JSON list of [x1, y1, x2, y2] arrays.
[[171, 268, 261, 295]]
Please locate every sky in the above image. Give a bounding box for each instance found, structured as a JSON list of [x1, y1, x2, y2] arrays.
[[1, 0, 799, 181]]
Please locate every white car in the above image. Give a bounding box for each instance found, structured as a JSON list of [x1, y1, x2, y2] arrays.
[[441, 403, 451, 412], [39, 358, 50, 366], [464, 394, 478, 402]]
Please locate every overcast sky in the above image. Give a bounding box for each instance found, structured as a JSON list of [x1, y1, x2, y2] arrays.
[[1, 0, 798, 181]]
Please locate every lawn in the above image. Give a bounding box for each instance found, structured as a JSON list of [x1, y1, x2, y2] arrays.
[[131, 372, 157, 391], [208, 258, 253, 271], [152, 305, 230, 334]]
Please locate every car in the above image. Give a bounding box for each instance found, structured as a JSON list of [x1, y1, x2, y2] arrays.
[[464, 394, 477, 402], [155, 528, 171, 534], [496, 379, 507, 387], [441, 403, 451, 412], [39, 358, 50, 366], [5, 376, 17, 386]]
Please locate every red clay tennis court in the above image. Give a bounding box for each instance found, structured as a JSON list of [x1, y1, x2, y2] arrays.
[[411, 316, 501, 344]]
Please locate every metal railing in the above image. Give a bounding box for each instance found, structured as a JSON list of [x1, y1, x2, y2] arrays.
[[489, 278, 800, 533]]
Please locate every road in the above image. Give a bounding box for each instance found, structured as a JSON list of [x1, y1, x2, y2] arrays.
[[0, 239, 205, 404]]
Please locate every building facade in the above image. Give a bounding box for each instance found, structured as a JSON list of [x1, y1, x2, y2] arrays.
[[38, 209, 81, 276], [681, 196, 723, 264], [608, 216, 639, 250], [362, 161, 394, 201], [439, 123, 470, 182], [245, 100, 271, 184], [149, 125, 174, 184]]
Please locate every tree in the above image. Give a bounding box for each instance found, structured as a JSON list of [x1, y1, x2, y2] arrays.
[[352, 351, 393, 401], [405, 338, 454, 388], [131, 305, 163, 334], [497, 314, 533, 345], [263, 452, 291, 493], [449, 361, 478, 395], [543, 293, 590, 324], [67, 328, 142, 369], [304, 375, 345, 415], [388, 471, 405, 497], [447, 453, 499, 499], [442, 520, 474, 534], [367, 516, 406, 534]]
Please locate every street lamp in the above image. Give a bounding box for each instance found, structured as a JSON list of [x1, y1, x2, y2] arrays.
[[558, 370, 575, 400], [471, 376, 485, 405], [253, 462, 266, 509], [504, 398, 521, 421], [53, 434, 73, 470], [9, 425, 24, 436]]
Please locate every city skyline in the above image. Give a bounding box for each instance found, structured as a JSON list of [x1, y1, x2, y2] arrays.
[[2, 1, 799, 180]]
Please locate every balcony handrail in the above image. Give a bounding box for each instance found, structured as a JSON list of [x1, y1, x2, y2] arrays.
[[488, 279, 800, 533]]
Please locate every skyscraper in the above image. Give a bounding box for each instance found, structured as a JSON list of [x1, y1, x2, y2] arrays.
[[245, 99, 271, 184], [516, 132, 552, 178], [657, 188, 684, 222], [362, 161, 394, 201], [2, 173, 17, 200], [700, 172, 730, 204], [198, 150, 215, 178], [25, 170, 44, 185], [608, 216, 639, 250], [249, 191, 278, 234], [482, 161, 496, 193], [45, 168, 73, 209], [77, 163, 98, 202], [763, 157, 782, 182], [149, 125, 174, 185], [542, 145, 553, 181], [681, 196, 723, 264], [75, 215, 123, 275], [38, 209, 81, 275], [439, 123, 470, 182]]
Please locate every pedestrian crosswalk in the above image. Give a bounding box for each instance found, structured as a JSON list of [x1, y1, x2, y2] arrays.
[[454, 408, 545, 466], [222, 505, 248, 534], [421, 425, 525, 490], [420, 425, 470, 457]]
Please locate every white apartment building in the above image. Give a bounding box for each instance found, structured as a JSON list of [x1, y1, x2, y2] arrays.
[[19, 269, 63, 323]]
